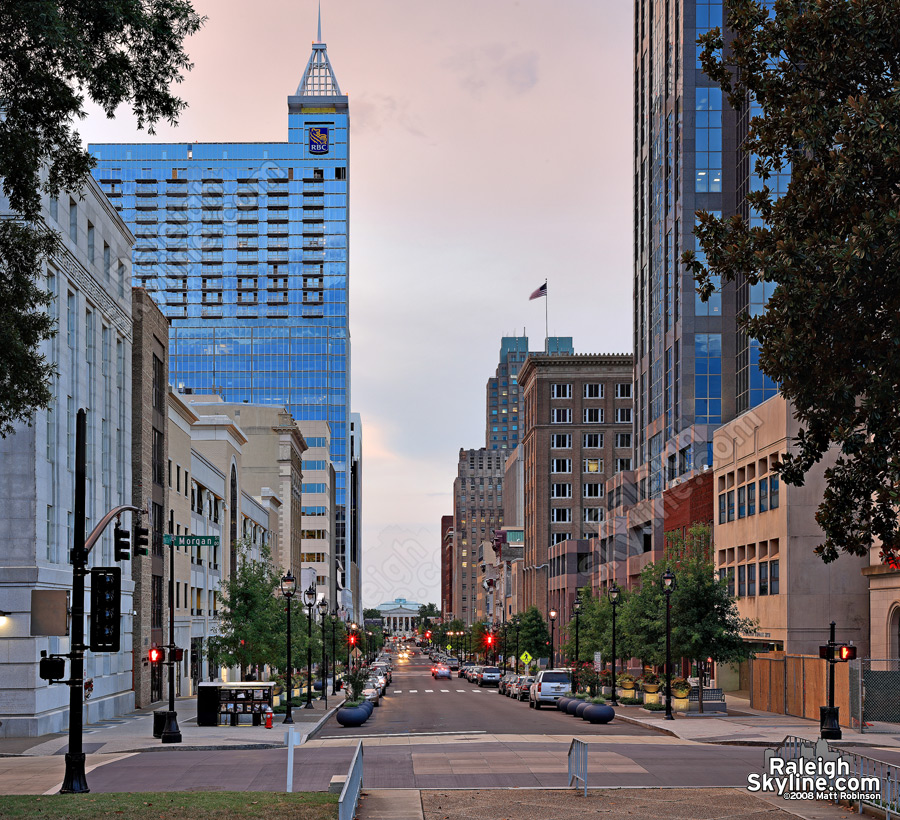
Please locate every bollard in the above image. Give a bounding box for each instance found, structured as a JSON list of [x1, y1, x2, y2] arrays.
[[265, 706, 273, 729]]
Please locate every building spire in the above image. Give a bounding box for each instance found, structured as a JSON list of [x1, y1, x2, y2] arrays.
[[295, 1, 342, 97]]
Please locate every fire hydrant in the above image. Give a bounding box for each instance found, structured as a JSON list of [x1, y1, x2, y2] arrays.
[[265, 706, 273, 729]]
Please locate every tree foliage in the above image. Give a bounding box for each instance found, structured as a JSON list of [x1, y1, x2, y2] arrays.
[[0, 0, 203, 434], [560, 586, 631, 668], [619, 563, 669, 667], [685, 0, 900, 562], [516, 606, 551, 662]]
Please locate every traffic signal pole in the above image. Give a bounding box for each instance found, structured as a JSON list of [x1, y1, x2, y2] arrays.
[[61, 410, 141, 793], [161, 525, 182, 743]]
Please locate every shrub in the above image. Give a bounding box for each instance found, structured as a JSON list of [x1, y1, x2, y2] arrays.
[[643, 702, 667, 711], [617, 673, 635, 687], [618, 696, 642, 706], [589, 697, 608, 705], [672, 676, 690, 695]]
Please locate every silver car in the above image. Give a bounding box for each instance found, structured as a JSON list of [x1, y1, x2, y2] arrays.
[[529, 669, 572, 708], [478, 666, 502, 687]]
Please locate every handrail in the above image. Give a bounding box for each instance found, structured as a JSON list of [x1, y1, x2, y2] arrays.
[[568, 738, 587, 796], [338, 741, 363, 820], [777, 735, 899, 818]]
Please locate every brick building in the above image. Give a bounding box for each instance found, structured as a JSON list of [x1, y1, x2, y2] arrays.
[[520, 352, 634, 616], [440, 515, 454, 618]]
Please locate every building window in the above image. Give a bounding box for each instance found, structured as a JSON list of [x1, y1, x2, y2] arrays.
[[551, 532, 571, 545], [103, 242, 110, 279], [738, 486, 746, 519], [49, 196, 58, 221], [726, 568, 735, 597], [584, 408, 604, 424], [615, 383, 632, 399], [69, 198, 78, 243], [759, 478, 768, 512], [335, 167, 347, 180], [695, 86, 723, 192], [695, 333, 723, 424], [747, 483, 756, 515], [718, 493, 726, 524], [770, 560, 779, 594], [759, 562, 768, 595], [551, 434, 571, 449], [583, 483, 603, 498], [151, 575, 163, 629], [770, 474, 780, 509], [583, 507, 602, 523], [551, 483, 572, 499], [550, 507, 571, 523], [551, 383, 571, 399], [738, 565, 746, 597], [727, 490, 735, 522], [584, 384, 603, 399], [615, 458, 632, 472], [748, 563, 756, 596], [87, 222, 95, 262], [583, 458, 602, 474], [615, 407, 632, 424], [152, 428, 165, 486], [550, 459, 571, 474], [615, 433, 632, 448], [583, 433, 602, 449], [551, 408, 571, 424], [152, 354, 164, 411]]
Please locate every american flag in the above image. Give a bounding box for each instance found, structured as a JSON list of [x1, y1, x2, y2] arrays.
[[529, 282, 547, 300]]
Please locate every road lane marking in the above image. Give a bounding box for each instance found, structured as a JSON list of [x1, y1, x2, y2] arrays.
[[409, 689, 417, 693], [425, 689, 433, 692], [440, 689, 449, 692], [456, 689, 465, 692], [394, 690, 402, 693]]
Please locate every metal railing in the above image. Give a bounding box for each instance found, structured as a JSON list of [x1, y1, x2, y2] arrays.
[[778, 735, 899, 818], [339, 741, 364, 820], [568, 738, 587, 796]]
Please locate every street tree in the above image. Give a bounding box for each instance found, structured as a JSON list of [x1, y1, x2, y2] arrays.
[[671, 555, 756, 712], [209, 542, 280, 680], [619, 562, 669, 669], [362, 608, 383, 621], [516, 606, 552, 665], [685, 0, 900, 563], [417, 602, 440, 631], [0, 0, 204, 436]]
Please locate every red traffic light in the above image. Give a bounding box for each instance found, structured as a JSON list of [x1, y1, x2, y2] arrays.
[[838, 644, 857, 661], [149, 646, 163, 663], [425, 631, 432, 639], [486, 635, 493, 645], [349, 634, 357, 645]]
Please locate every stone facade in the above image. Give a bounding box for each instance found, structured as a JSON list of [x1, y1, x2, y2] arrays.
[[440, 515, 454, 618], [0, 176, 136, 735]]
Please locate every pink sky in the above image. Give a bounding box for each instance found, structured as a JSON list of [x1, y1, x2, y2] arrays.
[[82, 0, 634, 608]]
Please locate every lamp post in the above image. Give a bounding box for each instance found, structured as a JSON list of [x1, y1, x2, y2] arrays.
[[512, 615, 521, 675], [280, 571, 297, 724], [330, 610, 339, 694], [549, 609, 558, 668], [608, 583, 620, 706], [349, 622, 357, 671], [303, 584, 316, 709], [573, 597, 583, 694], [317, 598, 328, 707], [662, 568, 676, 721]]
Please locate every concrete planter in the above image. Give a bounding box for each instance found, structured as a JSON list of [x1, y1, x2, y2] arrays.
[[565, 699, 582, 715], [574, 701, 591, 718], [643, 691, 661, 705], [642, 683, 660, 694], [673, 696, 690, 712], [556, 697, 572, 712], [336, 705, 369, 727]]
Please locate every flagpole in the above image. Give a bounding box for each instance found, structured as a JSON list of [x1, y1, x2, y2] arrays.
[[544, 279, 549, 350]]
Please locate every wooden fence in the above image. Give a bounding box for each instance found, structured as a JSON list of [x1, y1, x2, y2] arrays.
[[750, 652, 850, 726]]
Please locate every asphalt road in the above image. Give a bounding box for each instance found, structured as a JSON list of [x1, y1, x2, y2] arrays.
[[317, 649, 656, 739]]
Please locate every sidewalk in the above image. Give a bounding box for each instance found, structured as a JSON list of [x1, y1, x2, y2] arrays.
[[609, 692, 900, 751], [0, 690, 344, 758]]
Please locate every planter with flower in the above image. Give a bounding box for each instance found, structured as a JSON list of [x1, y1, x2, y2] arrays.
[[617, 672, 640, 701], [640, 671, 661, 705], [671, 676, 691, 711], [599, 669, 613, 696]]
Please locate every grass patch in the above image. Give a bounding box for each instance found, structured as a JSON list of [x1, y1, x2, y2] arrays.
[[0, 792, 338, 820]]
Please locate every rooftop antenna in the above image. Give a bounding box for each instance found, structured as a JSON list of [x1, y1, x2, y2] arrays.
[[317, 0, 322, 42]]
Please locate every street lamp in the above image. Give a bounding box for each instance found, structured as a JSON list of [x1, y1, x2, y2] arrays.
[[317, 597, 328, 707], [512, 615, 521, 675], [366, 631, 373, 664], [573, 597, 583, 694], [303, 584, 317, 709], [330, 609, 339, 694], [349, 621, 357, 672], [549, 609, 558, 668], [661, 568, 676, 721], [608, 583, 620, 707], [280, 571, 297, 724]]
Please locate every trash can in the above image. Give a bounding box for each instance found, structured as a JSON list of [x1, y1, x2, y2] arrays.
[[153, 709, 169, 738]]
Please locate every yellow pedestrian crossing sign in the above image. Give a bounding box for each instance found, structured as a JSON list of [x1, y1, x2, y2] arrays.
[[446, 644, 452, 651], [520, 651, 533, 665]]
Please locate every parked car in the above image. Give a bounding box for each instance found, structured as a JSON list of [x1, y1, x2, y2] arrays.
[[371, 662, 392, 683], [362, 683, 381, 706], [447, 657, 460, 671], [467, 666, 482, 683], [499, 672, 518, 695], [458, 663, 472, 678], [529, 669, 571, 709], [479, 666, 501, 687], [368, 673, 387, 694], [515, 675, 535, 701]]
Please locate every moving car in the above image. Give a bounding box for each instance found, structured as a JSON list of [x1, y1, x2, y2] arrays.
[[433, 665, 452, 680]]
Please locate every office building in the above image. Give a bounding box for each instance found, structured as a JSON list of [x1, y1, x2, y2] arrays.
[[440, 515, 454, 619], [633, 0, 780, 549], [519, 352, 634, 616], [0, 177, 135, 735], [347, 412, 362, 620], [89, 17, 354, 606]]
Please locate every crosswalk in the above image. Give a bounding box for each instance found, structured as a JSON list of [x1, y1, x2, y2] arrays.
[[392, 689, 495, 694]]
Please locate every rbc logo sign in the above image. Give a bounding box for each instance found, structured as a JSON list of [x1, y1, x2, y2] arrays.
[[309, 127, 329, 155]]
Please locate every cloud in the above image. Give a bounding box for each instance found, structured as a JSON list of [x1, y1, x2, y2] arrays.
[[353, 93, 427, 139], [443, 44, 539, 98]]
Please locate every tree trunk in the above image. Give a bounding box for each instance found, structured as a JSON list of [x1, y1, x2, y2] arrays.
[[697, 660, 704, 714]]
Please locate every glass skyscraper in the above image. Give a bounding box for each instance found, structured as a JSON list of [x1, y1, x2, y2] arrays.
[[90, 29, 352, 582], [634, 0, 779, 517]]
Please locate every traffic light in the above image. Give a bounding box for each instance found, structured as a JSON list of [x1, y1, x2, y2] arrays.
[[149, 645, 164, 664], [486, 635, 493, 646], [114, 525, 130, 561], [134, 524, 150, 557], [819, 644, 835, 661], [349, 634, 357, 645], [89, 567, 121, 652], [425, 630, 432, 640], [838, 644, 857, 661], [39, 655, 66, 682]]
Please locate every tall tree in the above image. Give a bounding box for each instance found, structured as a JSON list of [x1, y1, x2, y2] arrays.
[[671, 555, 756, 712], [685, 0, 900, 563], [0, 0, 203, 435], [619, 562, 669, 668], [516, 606, 552, 663]]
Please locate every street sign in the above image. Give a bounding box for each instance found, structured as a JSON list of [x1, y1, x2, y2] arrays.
[[520, 651, 533, 665], [594, 651, 603, 672], [446, 644, 452, 651], [163, 535, 220, 548], [350, 648, 361, 659]]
